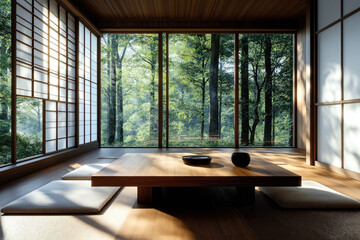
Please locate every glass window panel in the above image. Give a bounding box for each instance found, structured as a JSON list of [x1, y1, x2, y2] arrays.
[[317, 105, 341, 167], [343, 12, 360, 100], [344, 103, 360, 173], [317, 0, 340, 30], [46, 140, 56, 153], [17, 97, 43, 159], [343, 0, 360, 15], [317, 24, 341, 103]]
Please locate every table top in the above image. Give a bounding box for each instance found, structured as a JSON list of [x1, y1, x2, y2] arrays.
[[92, 152, 301, 187]]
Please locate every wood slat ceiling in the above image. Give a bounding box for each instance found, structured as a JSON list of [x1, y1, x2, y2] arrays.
[[71, 0, 306, 31]]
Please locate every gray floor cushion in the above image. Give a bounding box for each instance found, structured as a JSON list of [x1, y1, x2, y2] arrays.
[[260, 180, 360, 209], [1, 180, 120, 214], [62, 164, 109, 180]]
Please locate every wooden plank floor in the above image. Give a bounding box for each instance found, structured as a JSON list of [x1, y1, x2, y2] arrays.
[[1, 148, 360, 240]]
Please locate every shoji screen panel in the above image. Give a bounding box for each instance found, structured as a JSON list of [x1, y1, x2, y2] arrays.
[[15, 0, 77, 154], [78, 22, 98, 145], [316, 0, 360, 174]]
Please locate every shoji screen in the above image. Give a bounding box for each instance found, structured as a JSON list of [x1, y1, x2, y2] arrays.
[[15, 0, 76, 154], [316, 0, 360, 173], [78, 22, 97, 145]]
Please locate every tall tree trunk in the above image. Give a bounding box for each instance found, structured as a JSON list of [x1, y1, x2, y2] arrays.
[[107, 36, 117, 145], [264, 36, 272, 146], [240, 36, 249, 145], [200, 58, 207, 140], [209, 34, 220, 139], [149, 36, 157, 140], [249, 64, 261, 145], [116, 39, 127, 143]]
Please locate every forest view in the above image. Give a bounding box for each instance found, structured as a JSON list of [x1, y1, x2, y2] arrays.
[[101, 33, 293, 147]]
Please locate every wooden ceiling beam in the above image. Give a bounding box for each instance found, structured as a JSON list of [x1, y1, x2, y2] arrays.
[[98, 19, 300, 33]]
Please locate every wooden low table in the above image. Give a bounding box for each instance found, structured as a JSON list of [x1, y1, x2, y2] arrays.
[[92, 153, 301, 204]]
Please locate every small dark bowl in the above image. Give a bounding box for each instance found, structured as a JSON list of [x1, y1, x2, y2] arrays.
[[182, 156, 212, 165], [231, 152, 251, 167]]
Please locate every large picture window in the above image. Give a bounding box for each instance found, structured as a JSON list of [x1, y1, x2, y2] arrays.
[[101, 33, 293, 147]]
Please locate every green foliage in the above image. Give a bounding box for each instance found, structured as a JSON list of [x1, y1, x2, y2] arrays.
[[0, 0, 11, 165], [101, 33, 294, 148]]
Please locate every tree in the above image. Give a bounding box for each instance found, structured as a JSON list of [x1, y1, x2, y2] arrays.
[[209, 34, 220, 139], [240, 35, 249, 145], [115, 35, 130, 143], [263, 36, 273, 146], [107, 35, 117, 145]]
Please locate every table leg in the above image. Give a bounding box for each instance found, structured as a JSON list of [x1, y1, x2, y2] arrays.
[[138, 187, 153, 204], [236, 186, 255, 205]]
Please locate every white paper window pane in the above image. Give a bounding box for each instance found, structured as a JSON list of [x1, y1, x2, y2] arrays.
[[343, 0, 360, 15], [68, 112, 75, 122], [343, 12, 360, 100], [17, 42, 32, 63], [16, 22, 32, 38], [34, 50, 49, 69], [85, 135, 90, 143], [58, 102, 66, 111], [79, 22, 84, 44], [58, 138, 66, 150], [344, 103, 360, 173], [17, 32, 32, 46], [34, 41, 48, 54], [68, 103, 75, 112], [34, 69, 48, 83], [34, 81, 48, 97], [317, 0, 340, 30], [85, 28, 90, 49], [46, 140, 56, 153], [46, 128, 56, 140], [49, 74, 58, 85], [49, 85, 58, 100], [58, 112, 66, 121], [17, 77, 32, 92], [79, 136, 84, 145], [58, 127, 66, 138], [17, 4, 33, 23], [68, 137, 75, 147], [16, 63, 32, 79], [317, 105, 341, 167], [317, 24, 341, 103], [68, 126, 75, 136], [18, 0, 32, 11], [91, 134, 97, 142], [46, 111, 56, 121], [46, 101, 56, 111]]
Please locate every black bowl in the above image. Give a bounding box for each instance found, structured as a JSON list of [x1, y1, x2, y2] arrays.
[[182, 155, 212, 165], [231, 152, 251, 167]]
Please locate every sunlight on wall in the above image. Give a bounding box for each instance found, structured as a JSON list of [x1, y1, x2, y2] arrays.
[[317, 105, 341, 167]]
